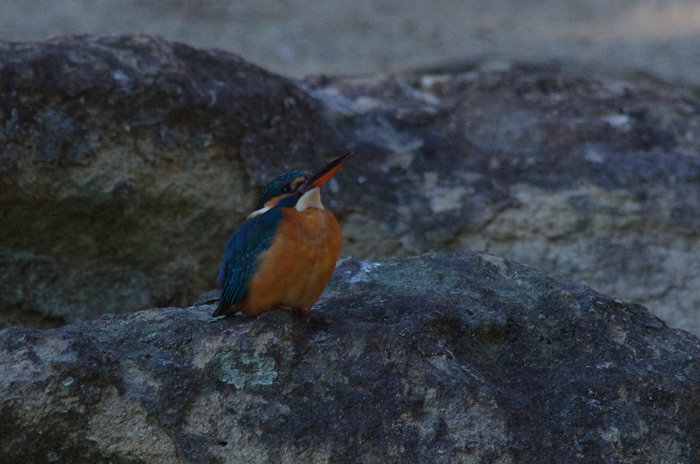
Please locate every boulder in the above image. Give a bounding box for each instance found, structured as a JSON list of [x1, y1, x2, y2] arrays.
[[1, 36, 700, 336], [312, 72, 700, 336], [0, 36, 335, 326], [1, 252, 699, 463]]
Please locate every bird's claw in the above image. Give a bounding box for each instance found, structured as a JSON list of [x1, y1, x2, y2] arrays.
[[278, 304, 310, 321]]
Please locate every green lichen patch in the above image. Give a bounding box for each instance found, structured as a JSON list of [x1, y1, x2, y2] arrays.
[[210, 351, 278, 389]]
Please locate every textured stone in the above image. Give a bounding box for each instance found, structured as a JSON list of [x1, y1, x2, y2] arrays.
[[308, 72, 700, 336], [2, 36, 700, 336], [0, 36, 335, 326], [1, 252, 699, 463]]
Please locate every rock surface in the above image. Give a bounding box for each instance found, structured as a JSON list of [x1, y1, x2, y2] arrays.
[[0, 36, 335, 326], [2, 36, 700, 335], [315, 71, 700, 337], [1, 252, 699, 463]]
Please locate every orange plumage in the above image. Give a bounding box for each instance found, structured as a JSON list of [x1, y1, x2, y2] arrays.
[[236, 207, 341, 316], [213, 153, 351, 319]]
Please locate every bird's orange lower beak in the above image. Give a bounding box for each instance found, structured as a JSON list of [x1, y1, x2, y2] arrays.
[[297, 152, 352, 193]]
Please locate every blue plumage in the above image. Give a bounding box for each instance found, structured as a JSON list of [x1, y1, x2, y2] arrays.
[[216, 170, 310, 313], [256, 171, 310, 209], [217, 208, 282, 310], [213, 152, 352, 318]]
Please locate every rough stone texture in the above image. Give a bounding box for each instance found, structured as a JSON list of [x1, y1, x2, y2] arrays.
[[312, 72, 700, 337], [2, 36, 700, 337], [0, 36, 336, 326], [1, 252, 699, 463]]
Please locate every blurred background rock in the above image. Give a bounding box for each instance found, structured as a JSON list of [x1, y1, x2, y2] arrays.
[[4, 0, 700, 86], [2, 1, 700, 334]]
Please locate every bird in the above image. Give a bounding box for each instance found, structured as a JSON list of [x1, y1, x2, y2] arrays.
[[212, 152, 352, 319]]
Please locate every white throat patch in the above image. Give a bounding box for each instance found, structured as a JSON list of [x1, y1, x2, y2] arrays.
[[295, 188, 324, 212], [247, 206, 270, 219]]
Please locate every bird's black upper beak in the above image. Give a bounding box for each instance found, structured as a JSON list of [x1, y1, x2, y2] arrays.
[[296, 152, 352, 193]]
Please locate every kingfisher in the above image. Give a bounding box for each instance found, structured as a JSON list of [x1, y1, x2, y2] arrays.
[[212, 152, 352, 319]]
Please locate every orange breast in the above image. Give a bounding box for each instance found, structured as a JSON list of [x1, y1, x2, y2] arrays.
[[237, 207, 342, 316]]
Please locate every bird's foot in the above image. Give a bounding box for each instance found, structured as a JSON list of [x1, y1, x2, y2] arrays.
[[278, 304, 310, 321]]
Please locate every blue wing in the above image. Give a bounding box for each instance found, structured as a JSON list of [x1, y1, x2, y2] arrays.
[[216, 209, 282, 311]]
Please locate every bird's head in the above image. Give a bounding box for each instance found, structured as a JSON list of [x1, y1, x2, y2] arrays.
[[249, 152, 352, 218]]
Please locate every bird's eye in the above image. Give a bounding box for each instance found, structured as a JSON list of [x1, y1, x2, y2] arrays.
[[282, 185, 291, 193]]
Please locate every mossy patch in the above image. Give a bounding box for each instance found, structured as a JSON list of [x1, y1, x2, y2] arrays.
[[210, 351, 278, 389]]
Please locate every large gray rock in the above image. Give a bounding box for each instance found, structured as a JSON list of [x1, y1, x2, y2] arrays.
[[313, 71, 700, 336], [1, 252, 699, 463], [0, 36, 335, 326], [2, 36, 700, 336]]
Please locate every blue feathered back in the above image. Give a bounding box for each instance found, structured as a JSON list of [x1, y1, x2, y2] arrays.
[[217, 208, 283, 310]]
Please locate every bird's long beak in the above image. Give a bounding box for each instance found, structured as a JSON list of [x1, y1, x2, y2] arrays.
[[296, 152, 352, 193]]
